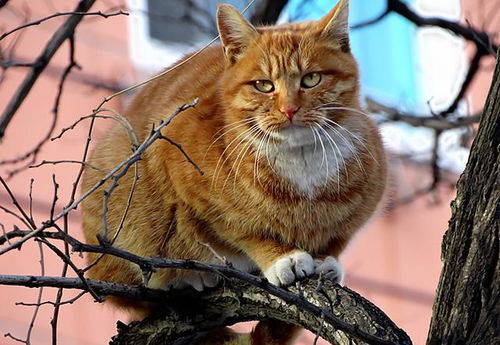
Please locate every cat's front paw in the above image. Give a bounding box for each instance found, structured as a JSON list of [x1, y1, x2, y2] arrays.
[[171, 272, 219, 292], [314, 256, 344, 284], [264, 251, 315, 286]]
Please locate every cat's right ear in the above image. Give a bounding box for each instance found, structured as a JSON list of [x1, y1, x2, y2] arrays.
[[217, 4, 259, 64]]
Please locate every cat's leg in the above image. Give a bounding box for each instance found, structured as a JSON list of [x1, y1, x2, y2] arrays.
[[228, 236, 315, 286], [149, 204, 257, 292]]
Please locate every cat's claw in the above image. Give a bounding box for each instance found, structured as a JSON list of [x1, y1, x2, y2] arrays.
[[264, 251, 315, 286], [171, 272, 219, 292], [314, 256, 344, 284]]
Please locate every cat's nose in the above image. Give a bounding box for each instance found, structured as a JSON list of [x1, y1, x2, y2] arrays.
[[280, 105, 300, 119]]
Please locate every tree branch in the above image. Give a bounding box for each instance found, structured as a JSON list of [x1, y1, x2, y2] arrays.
[[388, 0, 498, 53], [111, 278, 412, 345], [0, 10, 128, 41], [0, 273, 411, 345], [366, 98, 481, 130], [0, 0, 127, 140]]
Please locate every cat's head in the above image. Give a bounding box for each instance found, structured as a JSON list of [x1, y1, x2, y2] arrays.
[[217, 0, 361, 147]]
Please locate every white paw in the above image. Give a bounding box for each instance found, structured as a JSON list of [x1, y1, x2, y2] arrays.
[[264, 251, 315, 286], [314, 256, 344, 284], [171, 272, 219, 291]]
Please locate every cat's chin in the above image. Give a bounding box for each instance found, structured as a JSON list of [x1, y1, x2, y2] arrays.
[[272, 124, 317, 148]]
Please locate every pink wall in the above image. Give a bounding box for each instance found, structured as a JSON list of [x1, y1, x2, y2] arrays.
[[0, 1, 495, 344]]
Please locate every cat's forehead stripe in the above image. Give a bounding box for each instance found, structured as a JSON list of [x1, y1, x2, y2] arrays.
[[257, 32, 308, 79]]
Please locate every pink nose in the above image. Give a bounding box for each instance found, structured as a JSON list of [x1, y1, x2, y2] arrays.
[[280, 105, 300, 119]]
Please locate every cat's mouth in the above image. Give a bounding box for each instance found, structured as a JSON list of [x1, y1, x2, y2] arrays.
[[267, 123, 318, 147]]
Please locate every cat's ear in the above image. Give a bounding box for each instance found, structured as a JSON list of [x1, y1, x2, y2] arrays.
[[317, 0, 350, 52], [217, 3, 259, 64]]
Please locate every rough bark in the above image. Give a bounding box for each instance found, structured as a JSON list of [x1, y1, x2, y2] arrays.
[[110, 277, 411, 345], [426, 50, 499, 345]]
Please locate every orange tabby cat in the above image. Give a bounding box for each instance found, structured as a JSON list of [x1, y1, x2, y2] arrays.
[[82, 0, 386, 344]]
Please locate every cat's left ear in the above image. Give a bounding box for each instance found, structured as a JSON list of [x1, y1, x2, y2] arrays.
[[217, 3, 259, 64], [317, 0, 350, 52]]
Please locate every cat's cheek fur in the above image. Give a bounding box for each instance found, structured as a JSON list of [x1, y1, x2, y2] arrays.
[[314, 256, 344, 284], [263, 250, 315, 286]]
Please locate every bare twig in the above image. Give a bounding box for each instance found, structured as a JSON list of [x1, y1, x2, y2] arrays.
[[0, 176, 35, 229], [29, 160, 107, 173], [351, 9, 390, 30], [0, 10, 128, 41], [366, 98, 482, 129], [387, 0, 498, 53], [15, 291, 87, 307], [25, 242, 45, 345], [0, 0, 128, 140], [0, 36, 79, 178], [0, 100, 199, 255]]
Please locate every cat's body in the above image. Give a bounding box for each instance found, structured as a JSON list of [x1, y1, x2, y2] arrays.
[[82, 1, 386, 343]]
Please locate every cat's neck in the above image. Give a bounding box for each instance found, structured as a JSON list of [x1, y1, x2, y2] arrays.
[[264, 125, 358, 198]]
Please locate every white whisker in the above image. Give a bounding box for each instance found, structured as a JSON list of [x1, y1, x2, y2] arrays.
[[320, 120, 366, 177], [315, 124, 341, 191], [316, 105, 369, 117], [205, 117, 259, 159], [212, 124, 260, 189]]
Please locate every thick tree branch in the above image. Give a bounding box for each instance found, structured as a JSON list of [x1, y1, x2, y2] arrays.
[[0, 0, 128, 140], [426, 48, 500, 345], [110, 278, 411, 345], [0, 228, 411, 345], [0, 273, 411, 345]]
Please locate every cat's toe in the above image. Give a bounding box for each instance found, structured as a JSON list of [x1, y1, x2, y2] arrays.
[[314, 256, 344, 284], [264, 251, 314, 286]]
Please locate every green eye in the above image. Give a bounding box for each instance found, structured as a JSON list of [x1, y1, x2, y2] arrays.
[[301, 72, 321, 88], [253, 80, 275, 93]]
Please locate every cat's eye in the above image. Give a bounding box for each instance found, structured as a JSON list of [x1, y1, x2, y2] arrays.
[[301, 72, 322, 88], [253, 80, 275, 93]]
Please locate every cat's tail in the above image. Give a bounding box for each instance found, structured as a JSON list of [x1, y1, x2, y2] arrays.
[[194, 320, 301, 345]]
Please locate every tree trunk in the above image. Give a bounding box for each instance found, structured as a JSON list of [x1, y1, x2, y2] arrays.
[[426, 50, 499, 345]]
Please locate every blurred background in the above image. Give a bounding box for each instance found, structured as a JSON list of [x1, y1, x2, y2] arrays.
[[0, 0, 498, 344]]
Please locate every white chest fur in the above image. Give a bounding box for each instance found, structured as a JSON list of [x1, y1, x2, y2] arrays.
[[266, 126, 356, 198]]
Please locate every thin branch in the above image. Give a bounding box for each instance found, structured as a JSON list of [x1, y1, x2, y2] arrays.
[[0, 35, 79, 178], [366, 98, 482, 129], [387, 0, 498, 53], [25, 242, 45, 345], [0, 176, 35, 229], [441, 48, 485, 116], [15, 291, 87, 307], [0, 100, 199, 255], [29, 160, 107, 173], [351, 9, 390, 30], [0, 10, 128, 41], [37, 238, 102, 302], [0, 0, 128, 140]]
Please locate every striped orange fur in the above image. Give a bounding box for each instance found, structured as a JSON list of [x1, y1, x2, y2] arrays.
[[82, 1, 386, 343]]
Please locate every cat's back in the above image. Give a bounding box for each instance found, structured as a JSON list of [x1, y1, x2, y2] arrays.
[[82, 45, 225, 195], [126, 45, 226, 138]]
